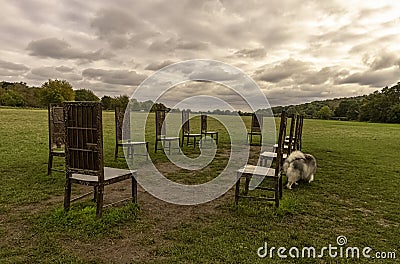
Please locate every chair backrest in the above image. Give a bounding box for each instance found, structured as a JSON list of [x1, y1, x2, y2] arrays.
[[294, 115, 304, 150], [64, 102, 104, 179], [115, 107, 130, 143], [201, 114, 207, 133], [48, 104, 65, 150], [251, 113, 263, 133], [182, 110, 190, 134], [287, 114, 297, 154], [155, 109, 166, 138], [275, 111, 288, 169]]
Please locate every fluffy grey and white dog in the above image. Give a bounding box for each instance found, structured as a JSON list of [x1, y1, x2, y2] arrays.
[[283, 150, 317, 189]]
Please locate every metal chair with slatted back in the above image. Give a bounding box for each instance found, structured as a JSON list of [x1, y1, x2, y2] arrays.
[[200, 114, 218, 145], [155, 109, 180, 154], [247, 113, 263, 145], [47, 104, 65, 175], [235, 111, 288, 207], [63, 101, 137, 218], [181, 110, 202, 148], [114, 107, 148, 161]]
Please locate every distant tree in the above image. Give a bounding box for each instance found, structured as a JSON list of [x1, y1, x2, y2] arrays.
[[101, 95, 113, 110], [387, 103, 400, 123], [39, 79, 74, 106], [0, 90, 25, 107], [316, 105, 332, 120], [75, 89, 99, 101], [150, 102, 166, 112], [114, 95, 129, 109]]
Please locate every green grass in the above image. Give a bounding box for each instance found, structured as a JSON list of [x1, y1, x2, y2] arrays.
[[0, 108, 399, 263]]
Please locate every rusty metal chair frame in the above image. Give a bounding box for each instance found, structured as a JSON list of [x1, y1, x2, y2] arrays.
[[235, 111, 287, 208], [181, 110, 202, 148], [247, 113, 263, 145], [200, 114, 218, 145], [48, 104, 66, 175], [114, 107, 148, 161], [63, 102, 137, 218], [155, 109, 181, 154]]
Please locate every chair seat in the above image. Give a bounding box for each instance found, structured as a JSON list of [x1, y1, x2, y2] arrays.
[[237, 165, 276, 177], [51, 149, 65, 155], [71, 167, 136, 185], [161, 136, 180, 140], [260, 151, 287, 159], [203, 131, 217, 134], [184, 133, 202, 136], [118, 140, 147, 146]]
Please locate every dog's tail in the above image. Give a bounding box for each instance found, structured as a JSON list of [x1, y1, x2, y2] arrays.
[[283, 151, 305, 173]]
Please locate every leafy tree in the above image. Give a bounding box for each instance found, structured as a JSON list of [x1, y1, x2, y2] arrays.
[[387, 103, 400, 123], [316, 105, 332, 120], [0, 90, 25, 106], [75, 89, 99, 101], [114, 95, 130, 109], [101, 95, 113, 110], [39, 79, 74, 106]]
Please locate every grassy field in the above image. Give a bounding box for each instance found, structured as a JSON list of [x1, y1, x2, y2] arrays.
[[0, 108, 399, 263]]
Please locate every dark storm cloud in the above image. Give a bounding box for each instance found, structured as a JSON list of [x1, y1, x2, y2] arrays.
[[82, 68, 147, 86], [28, 66, 82, 81], [335, 68, 398, 87], [26, 38, 113, 61], [0, 60, 30, 77], [145, 60, 176, 71], [255, 59, 312, 83]]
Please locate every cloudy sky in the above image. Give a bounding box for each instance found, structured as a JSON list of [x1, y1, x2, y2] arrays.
[[1, 0, 400, 108]]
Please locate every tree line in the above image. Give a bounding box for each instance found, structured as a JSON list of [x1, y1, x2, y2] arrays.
[[266, 82, 400, 123], [1, 79, 399, 123], [0, 79, 164, 111]]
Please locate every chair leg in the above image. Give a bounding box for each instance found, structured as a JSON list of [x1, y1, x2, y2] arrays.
[[115, 144, 119, 160], [279, 176, 283, 199], [235, 178, 240, 205], [47, 153, 53, 175], [275, 178, 280, 208], [64, 178, 71, 211], [93, 186, 98, 202], [96, 185, 104, 218], [244, 176, 251, 195], [145, 142, 149, 160], [132, 175, 137, 203]]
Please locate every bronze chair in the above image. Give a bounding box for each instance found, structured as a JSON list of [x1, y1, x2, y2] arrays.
[[260, 113, 294, 166], [47, 104, 65, 175], [114, 107, 148, 161], [293, 115, 304, 151], [63, 102, 137, 218], [235, 111, 287, 207], [155, 109, 180, 154], [200, 114, 218, 145], [247, 113, 263, 145], [181, 110, 202, 148]]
